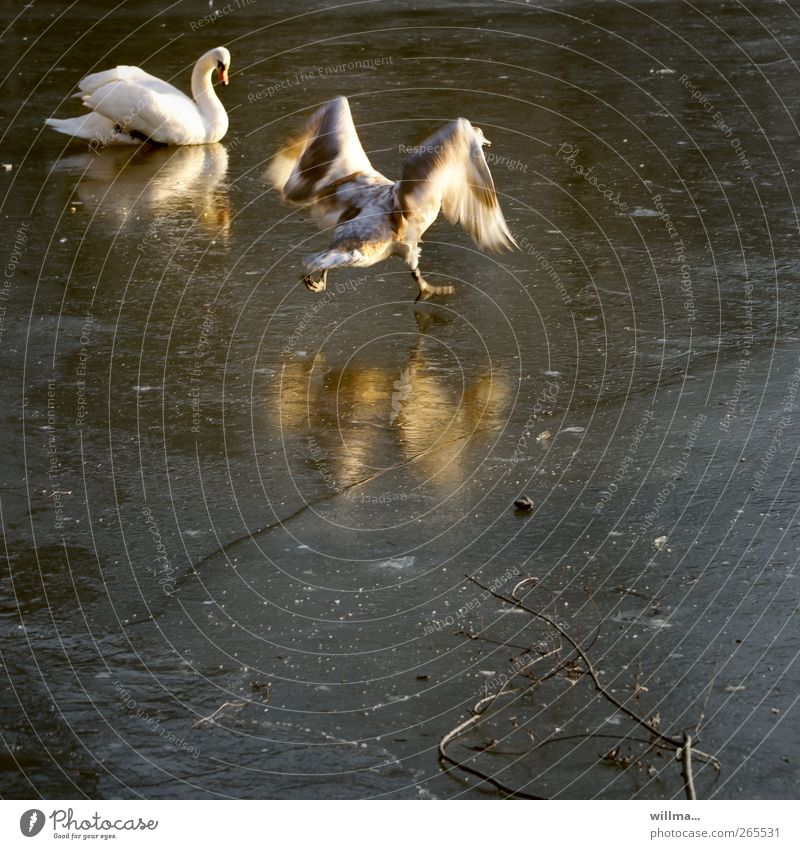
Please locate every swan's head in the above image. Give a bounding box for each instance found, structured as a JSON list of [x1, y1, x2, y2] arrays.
[[473, 126, 491, 147], [205, 46, 231, 86]]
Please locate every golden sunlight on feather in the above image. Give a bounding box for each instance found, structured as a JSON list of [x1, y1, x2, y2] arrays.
[[267, 96, 517, 300]]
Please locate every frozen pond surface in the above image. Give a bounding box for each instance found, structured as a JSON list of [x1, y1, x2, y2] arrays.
[[1, 0, 799, 798]]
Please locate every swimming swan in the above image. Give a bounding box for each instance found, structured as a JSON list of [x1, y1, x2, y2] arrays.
[[46, 47, 230, 146]]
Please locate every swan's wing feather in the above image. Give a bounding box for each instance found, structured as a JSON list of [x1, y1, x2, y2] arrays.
[[81, 81, 203, 143], [268, 96, 378, 203], [397, 118, 517, 252], [77, 66, 185, 99]]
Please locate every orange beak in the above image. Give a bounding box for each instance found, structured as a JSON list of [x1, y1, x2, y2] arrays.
[[217, 66, 228, 86]]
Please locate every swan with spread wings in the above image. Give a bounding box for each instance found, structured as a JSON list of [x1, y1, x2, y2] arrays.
[[268, 97, 517, 300]]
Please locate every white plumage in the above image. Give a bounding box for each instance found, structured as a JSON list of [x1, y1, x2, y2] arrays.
[[268, 97, 517, 300], [46, 47, 231, 146]]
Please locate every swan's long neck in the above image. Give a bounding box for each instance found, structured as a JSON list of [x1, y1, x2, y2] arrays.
[[190, 60, 228, 136]]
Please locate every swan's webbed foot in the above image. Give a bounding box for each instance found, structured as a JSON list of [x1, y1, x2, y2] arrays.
[[303, 269, 328, 293], [412, 268, 455, 302]]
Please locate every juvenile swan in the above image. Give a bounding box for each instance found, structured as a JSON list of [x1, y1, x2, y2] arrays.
[[268, 97, 517, 300], [46, 47, 231, 146]]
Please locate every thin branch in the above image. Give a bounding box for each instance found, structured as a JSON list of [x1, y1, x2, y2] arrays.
[[487, 731, 669, 759], [438, 651, 562, 799], [438, 683, 544, 799], [582, 585, 604, 655], [694, 647, 723, 736], [680, 733, 697, 800], [468, 575, 720, 770], [191, 700, 246, 729], [455, 628, 540, 653]]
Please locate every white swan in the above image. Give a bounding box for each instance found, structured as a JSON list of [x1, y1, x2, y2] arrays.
[[267, 96, 517, 300], [46, 47, 230, 146]]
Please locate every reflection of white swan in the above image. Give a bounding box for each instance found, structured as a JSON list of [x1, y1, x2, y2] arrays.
[[46, 47, 230, 145], [54, 144, 231, 237], [397, 357, 510, 486], [273, 347, 511, 490]]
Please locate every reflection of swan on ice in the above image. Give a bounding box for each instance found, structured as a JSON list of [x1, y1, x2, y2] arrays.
[[52, 143, 231, 238], [272, 341, 512, 490]]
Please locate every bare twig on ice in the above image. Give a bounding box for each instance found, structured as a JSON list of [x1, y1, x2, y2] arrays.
[[680, 733, 697, 800], [192, 700, 246, 729], [437, 572, 721, 799]]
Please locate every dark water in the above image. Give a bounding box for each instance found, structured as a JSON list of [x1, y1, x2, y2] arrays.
[[1, 0, 799, 799]]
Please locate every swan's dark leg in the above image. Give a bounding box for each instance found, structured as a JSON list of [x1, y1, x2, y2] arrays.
[[412, 267, 455, 302], [303, 269, 328, 293], [129, 128, 168, 147]]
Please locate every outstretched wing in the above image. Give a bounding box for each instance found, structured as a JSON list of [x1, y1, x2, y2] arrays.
[[397, 118, 517, 253], [267, 96, 381, 203]]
